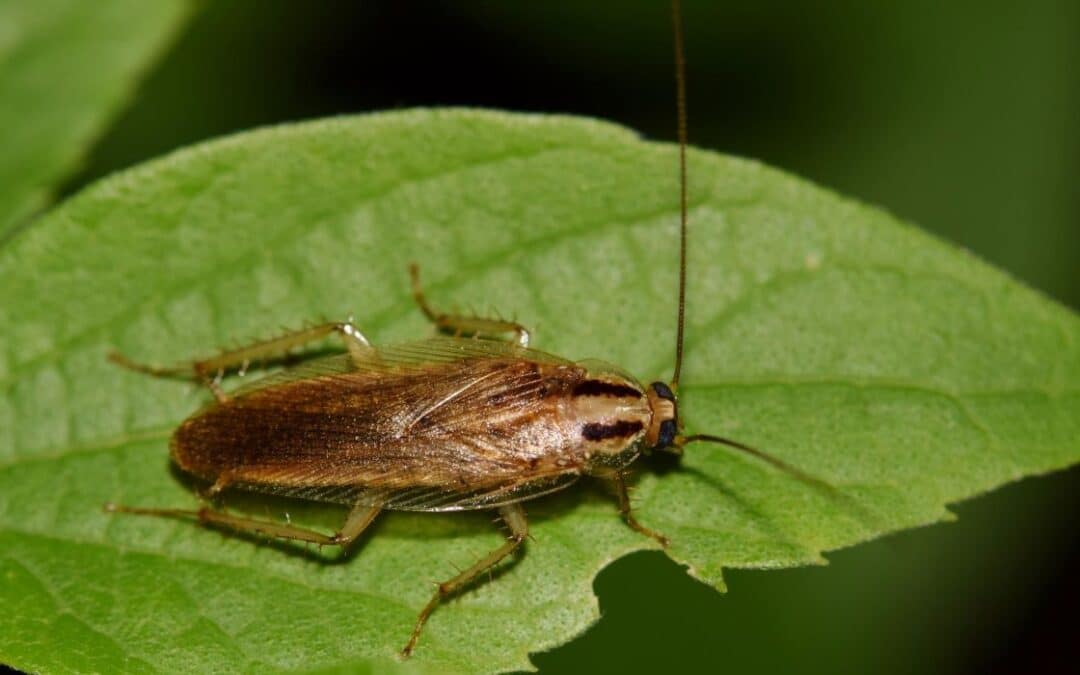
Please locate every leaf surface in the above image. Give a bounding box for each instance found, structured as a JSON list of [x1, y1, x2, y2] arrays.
[[0, 0, 189, 239], [1, 110, 1077, 673]]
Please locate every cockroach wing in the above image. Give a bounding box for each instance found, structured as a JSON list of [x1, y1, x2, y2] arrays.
[[184, 338, 596, 512]]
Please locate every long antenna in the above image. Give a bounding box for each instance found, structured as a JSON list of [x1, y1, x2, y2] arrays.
[[680, 434, 830, 489], [670, 0, 689, 389]]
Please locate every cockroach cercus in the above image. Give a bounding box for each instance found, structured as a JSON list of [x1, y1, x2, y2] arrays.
[[105, 0, 818, 658]]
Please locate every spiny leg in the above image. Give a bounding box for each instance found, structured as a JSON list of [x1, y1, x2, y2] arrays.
[[201, 472, 235, 500], [612, 471, 669, 547], [409, 263, 531, 347], [402, 503, 528, 657], [104, 500, 381, 548], [109, 320, 374, 402]]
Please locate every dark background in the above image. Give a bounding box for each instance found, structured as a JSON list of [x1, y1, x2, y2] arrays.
[[57, 1, 1079, 672]]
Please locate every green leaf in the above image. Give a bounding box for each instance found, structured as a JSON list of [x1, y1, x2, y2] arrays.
[[1, 110, 1077, 673], [0, 0, 190, 240]]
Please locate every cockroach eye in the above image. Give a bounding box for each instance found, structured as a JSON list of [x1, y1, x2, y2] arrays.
[[650, 381, 676, 402], [657, 419, 678, 448]]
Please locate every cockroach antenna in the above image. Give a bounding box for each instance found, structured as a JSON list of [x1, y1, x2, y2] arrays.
[[670, 0, 689, 390], [663, 2, 831, 495]]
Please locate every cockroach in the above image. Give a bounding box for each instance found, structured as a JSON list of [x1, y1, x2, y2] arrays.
[[105, 0, 813, 657]]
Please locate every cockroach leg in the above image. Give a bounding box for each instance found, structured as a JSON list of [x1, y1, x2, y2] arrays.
[[198, 472, 235, 500], [104, 500, 381, 548], [109, 321, 374, 395], [402, 503, 528, 657], [612, 471, 670, 548], [408, 263, 531, 347]]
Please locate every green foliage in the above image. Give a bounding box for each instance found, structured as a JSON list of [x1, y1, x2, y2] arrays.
[[0, 110, 1077, 673], [0, 0, 189, 239]]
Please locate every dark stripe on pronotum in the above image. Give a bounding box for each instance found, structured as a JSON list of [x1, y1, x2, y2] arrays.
[[572, 380, 642, 399], [581, 420, 645, 441]]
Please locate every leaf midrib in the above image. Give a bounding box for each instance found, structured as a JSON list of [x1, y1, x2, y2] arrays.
[[6, 374, 1070, 473]]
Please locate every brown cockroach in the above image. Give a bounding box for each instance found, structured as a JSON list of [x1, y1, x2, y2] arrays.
[[105, 0, 811, 657]]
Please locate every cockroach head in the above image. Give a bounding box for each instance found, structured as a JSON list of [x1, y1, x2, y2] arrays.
[[645, 381, 681, 453]]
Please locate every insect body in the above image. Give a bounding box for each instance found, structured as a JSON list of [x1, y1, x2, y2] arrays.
[[105, 0, 804, 657], [167, 332, 676, 514], [107, 274, 681, 656]]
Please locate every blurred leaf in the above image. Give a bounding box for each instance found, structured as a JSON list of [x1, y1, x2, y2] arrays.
[[0, 110, 1077, 673], [0, 0, 190, 240]]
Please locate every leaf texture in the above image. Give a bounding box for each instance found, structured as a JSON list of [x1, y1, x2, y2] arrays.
[[0, 110, 1077, 673]]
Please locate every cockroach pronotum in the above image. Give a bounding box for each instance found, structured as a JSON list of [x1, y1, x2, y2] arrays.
[[105, 0, 817, 657]]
